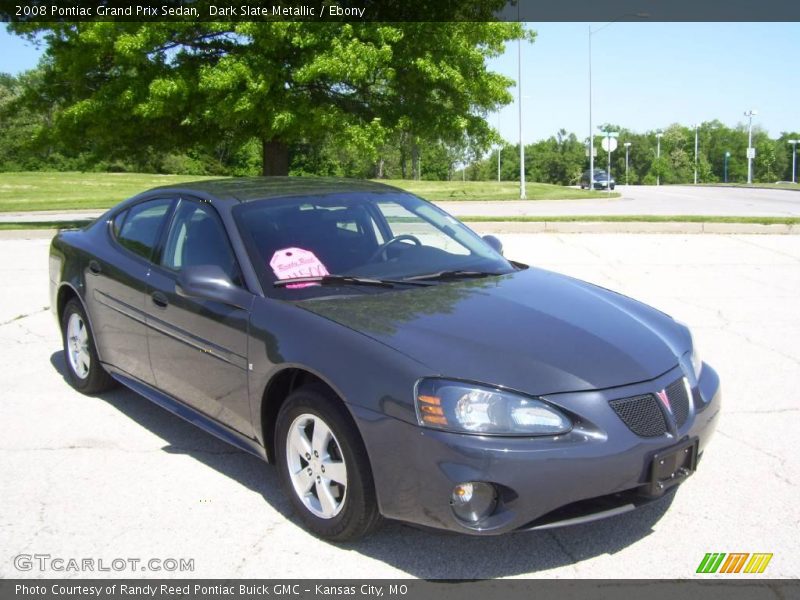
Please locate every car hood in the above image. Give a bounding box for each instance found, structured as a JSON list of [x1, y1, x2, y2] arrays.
[[300, 268, 686, 395]]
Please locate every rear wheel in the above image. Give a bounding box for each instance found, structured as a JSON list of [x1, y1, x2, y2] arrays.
[[275, 384, 381, 541], [61, 298, 115, 394]]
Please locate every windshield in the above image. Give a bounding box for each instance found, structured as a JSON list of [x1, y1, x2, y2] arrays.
[[233, 191, 514, 299]]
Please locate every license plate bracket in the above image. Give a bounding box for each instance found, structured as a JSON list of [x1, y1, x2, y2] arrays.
[[647, 437, 698, 496]]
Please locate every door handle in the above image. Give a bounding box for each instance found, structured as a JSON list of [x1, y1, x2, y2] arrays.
[[151, 291, 169, 308], [88, 260, 102, 275]]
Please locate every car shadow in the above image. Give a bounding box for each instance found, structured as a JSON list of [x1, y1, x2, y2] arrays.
[[51, 350, 674, 579]]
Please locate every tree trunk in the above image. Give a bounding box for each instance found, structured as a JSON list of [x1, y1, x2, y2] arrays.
[[411, 143, 420, 181], [262, 139, 289, 176], [377, 158, 385, 179]]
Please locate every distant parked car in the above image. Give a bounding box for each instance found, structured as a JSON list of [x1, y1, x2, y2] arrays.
[[580, 169, 616, 190]]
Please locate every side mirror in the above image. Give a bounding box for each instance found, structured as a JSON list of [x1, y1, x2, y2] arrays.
[[176, 265, 252, 310], [482, 235, 503, 256]]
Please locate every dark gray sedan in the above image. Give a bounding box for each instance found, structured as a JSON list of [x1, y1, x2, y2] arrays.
[[580, 168, 616, 190], [50, 177, 720, 541]]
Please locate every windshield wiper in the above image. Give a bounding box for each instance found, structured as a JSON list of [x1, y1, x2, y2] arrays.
[[274, 275, 398, 288], [402, 270, 501, 282]]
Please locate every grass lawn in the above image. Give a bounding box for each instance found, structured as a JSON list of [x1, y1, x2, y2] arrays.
[[380, 179, 617, 201], [0, 171, 617, 212], [0, 172, 221, 212]]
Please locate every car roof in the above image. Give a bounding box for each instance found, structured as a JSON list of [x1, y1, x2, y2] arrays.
[[147, 176, 405, 204]]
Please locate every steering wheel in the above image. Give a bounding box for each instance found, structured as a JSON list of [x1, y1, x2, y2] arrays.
[[368, 234, 422, 262]]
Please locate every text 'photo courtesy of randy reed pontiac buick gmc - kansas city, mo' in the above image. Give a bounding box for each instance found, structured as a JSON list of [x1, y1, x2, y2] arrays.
[[50, 177, 720, 541]]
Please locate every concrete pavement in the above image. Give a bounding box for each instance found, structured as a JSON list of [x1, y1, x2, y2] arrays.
[[1, 234, 798, 578]]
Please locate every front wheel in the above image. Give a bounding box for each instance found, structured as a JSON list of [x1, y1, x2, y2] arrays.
[[275, 385, 381, 541], [61, 298, 116, 394]]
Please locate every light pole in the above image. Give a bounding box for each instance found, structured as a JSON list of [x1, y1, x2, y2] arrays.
[[624, 142, 631, 186], [788, 140, 799, 184], [602, 130, 619, 195], [655, 131, 663, 186], [724, 151, 731, 183], [517, 25, 525, 199], [587, 15, 648, 187], [496, 112, 501, 182], [744, 109, 758, 184], [694, 123, 700, 184]]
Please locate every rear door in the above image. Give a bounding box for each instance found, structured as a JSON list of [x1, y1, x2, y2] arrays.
[[86, 197, 173, 384], [144, 198, 254, 436]]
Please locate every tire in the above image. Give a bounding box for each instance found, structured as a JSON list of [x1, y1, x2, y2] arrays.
[[275, 384, 381, 541], [61, 298, 116, 394]]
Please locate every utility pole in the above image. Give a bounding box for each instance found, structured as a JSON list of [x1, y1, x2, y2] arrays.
[[656, 131, 663, 186], [624, 142, 631, 186], [694, 124, 700, 184], [517, 17, 526, 199], [744, 109, 758, 184]]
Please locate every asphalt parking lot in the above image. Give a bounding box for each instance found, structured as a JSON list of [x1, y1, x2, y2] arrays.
[[440, 184, 800, 218], [1, 233, 798, 579]]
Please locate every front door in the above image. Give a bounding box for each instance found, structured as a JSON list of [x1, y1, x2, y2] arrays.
[[144, 198, 254, 437]]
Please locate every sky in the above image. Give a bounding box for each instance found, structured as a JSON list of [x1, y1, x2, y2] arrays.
[[2, 22, 798, 144]]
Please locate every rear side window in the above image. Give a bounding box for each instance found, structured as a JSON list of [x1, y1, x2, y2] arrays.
[[115, 199, 172, 260]]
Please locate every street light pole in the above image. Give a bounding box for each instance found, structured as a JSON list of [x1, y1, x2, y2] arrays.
[[724, 151, 731, 183], [744, 109, 758, 184], [518, 35, 526, 199], [603, 131, 619, 196], [694, 123, 699, 185], [788, 140, 799, 184], [656, 131, 663, 186], [496, 112, 501, 182], [588, 25, 593, 187], [624, 142, 631, 186]]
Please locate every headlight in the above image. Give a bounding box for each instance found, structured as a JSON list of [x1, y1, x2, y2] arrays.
[[415, 379, 571, 436]]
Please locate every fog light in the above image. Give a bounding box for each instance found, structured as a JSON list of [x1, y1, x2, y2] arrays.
[[450, 482, 497, 524]]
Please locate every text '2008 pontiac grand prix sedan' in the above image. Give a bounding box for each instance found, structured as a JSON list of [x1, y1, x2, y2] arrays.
[[50, 177, 720, 541]]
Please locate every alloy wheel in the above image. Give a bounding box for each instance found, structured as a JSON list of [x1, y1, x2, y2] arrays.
[[285, 413, 348, 519], [66, 312, 91, 379]]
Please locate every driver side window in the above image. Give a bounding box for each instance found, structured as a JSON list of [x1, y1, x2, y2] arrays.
[[161, 200, 243, 287]]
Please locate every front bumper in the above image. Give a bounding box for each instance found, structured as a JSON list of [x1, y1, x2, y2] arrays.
[[353, 364, 720, 535]]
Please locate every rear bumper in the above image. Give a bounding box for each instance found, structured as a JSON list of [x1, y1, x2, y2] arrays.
[[353, 364, 720, 535]]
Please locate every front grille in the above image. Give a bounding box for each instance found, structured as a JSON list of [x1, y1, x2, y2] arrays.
[[610, 377, 693, 437], [665, 378, 690, 427], [609, 394, 668, 437]]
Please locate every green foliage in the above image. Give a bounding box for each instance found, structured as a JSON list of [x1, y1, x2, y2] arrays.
[[7, 21, 526, 175]]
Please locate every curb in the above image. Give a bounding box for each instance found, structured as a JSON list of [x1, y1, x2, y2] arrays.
[[466, 221, 799, 235], [0, 229, 60, 240]]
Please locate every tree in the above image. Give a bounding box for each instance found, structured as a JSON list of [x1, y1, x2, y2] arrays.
[[9, 20, 527, 175]]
